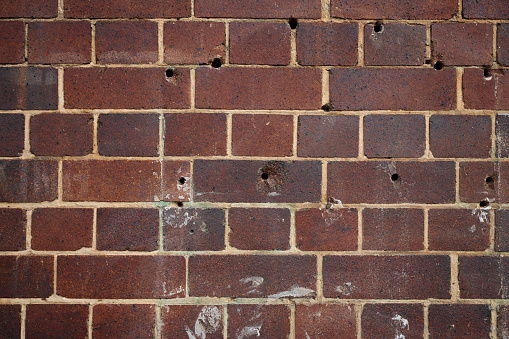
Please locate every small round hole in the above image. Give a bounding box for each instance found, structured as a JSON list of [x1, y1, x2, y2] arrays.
[[189, 229, 194, 234], [261, 172, 269, 180], [425, 59, 431, 65], [373, 22, 383, 33], [176, 201, 184, 207], [483, 68, 493, 80], [165, 69, 174, 78], [391, 173, 399, 181], [211, 58, 222, 68], [178, 177, 186, 185], [321, 103, 332, 112], [288, 18, 298, 29], [434, 61, 444, 70], [486, 176, 494, 185], [480, 200, 489, 208]]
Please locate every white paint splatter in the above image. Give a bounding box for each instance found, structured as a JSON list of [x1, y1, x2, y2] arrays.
[[268, 192, 281, 197], [185, 306, 222, 339], [470, 224, 477, 233], [236, 323, 263, 339], [268, 286, 315, 299], [335, 282, 355, 296], [472, 208, 490, 223], [392, 314, 409, 339], [240, 276, 264, 295]]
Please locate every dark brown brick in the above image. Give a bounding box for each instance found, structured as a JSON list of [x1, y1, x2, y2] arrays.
[[463, 68, 509, 110], [26, 304, 88, 339], [459, 256, 509, 299], [58, 255, 186, 298], [0, 0, 57, 18], [98, 114, 159, 157], [362, 304, 424, 339], [64, 67, 190, 109], [30, 113, 93, 156], [0, 255, 53, 298], [328, 161, 456, 204], [323, 255, 450, 299], [195, 67, 321, 110], [230, 22, 290, 65], [228, 304, 290, 338], [0, 21, 24, 63], [96, 21, 158, 64], [295, 303, 356, 339], [0, 114, 24, 157], [32, 208, 93, 251], [429, 304, 491, 338], [364, 23, 426, 66], [161, 305, 223, 339], [296, 208, 358, 251], [232, 114, 293, 157], [0, 305, 21, 339], [463, 0, 509, 19], [0, 160, 58, 203], [97, 208, 159, 251], [499, 24, 509, 66], [194, 160, 322, 203], [496, 209, 509, 251], [459, 161, 509, 203], [229, 208, 290, 250], [364, 114, 425, 158], [0, 209, 25, 251], [189, 255, 316, 298], [93, 304, 155, 339], [0, 67, 57, 110], [163, 208, 225, 251], [65, 0, 190, 18], [62, 160, 190, 202], [195, 0, 320, 18], [497, 114, 509, 157], [498, 305, 509, 339], [27, 21, 91, 64], [330, 68, 456, 111], [164, 113, 226, 156], [362, 208, 424, 251]]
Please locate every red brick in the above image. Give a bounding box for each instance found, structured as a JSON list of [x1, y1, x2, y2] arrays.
[[0, 255, 53, 298], [496, 209, 509, 251], [93, 304, 155, 339], [362, 208, 424, 251], [62, 160, 190, 202], [0, 0, 57, 18], [65, 0, 190, 18], [32, 208, 93, 251], [498, 305, 509, 339], [298, 115, 358, 158], [230, 22, 290, 65], [188, 255, 316, 298], [463, 0, 509, 19], [459, 162, 509, 203], [0, 305, 21, 339], [193, 160, 322, 203], [296, 208, 358, 251], [295, 304, 356, 339], [429, 304, 491, 338], [195, 67, 321, 110], [26, 304, 88, 339], [194, 0, 320, 18], [463, 68, 509, 110], [362, 304, 423, 338], [164, 113, 226, 156], [97, 208, 159, 251], [459, 256, 509, 299], [228, 304, 290, 338], [328, 161, 456, 204], [0, 160, 58, 203], [498, 24, 509, 66], [96, 21, 158, 64], [0, 21, 24, 63], [0, 114, 24, 157], [161, 305, 223, 339], [330, 68, 456, 111], [163, 208, 225, 251], [98, 114, 159, 157], [364, 23, 426, 66], [364, 114, 425, 158], [323, 255, 450, 299], [0, 209, 25, 251], [232, 114, 293, 156], [497, 114, 509, 157], [229, 208, 290, 250], [27, 21, 91, 64], [57, 255, 186, 298], [30, 113, 93, 156], [64, 67, 190, 109]]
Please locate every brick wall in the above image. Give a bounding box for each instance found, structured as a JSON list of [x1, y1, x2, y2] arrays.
[[0, 0, 508, 337]]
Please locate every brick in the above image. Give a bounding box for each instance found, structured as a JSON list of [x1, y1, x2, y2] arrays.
[[499, 24, 509, 66], [362, 208, 424, 251], [26, 304, 88, 339], [0, 305, 21, 339], [62, 160, 190, 202], [98, 114, 159, 157], [363, 114, 425, 158], [195, 67, 321, 110], [0, 21, 24, 63], [0, 160, 58, 203], [65, 0, 190, 18], [295, 304, 356, 339], [64, 67, 190, 109], [297, 115, 358, 158], [497, 114, 509, 157], [30, 113, 93, 156], [163, 208, 225, 251], [0, 67, 57, 110], [164, 113, 226, 156], [188, 255, 316, 298], [0, 255, 53, 298], [323, 255, 450, 299], [93, 304, 155, 339], [164, 22, 225, 65], [463, 0, 509, 19], [228, 304, 290, 338], [328, 161, 456, 204], [463, 68, 509, 110], [330, 68, 456, 111], [364, 23, 426, 66], [0, 0, 57, 18], [496, 210, 509, 251], [32, 208, 93, 251], [362, 304, 423, 338], [230, 22, 290, 65], [0, 209, 26, 251], [429, 304, 491, 338], [498, 305, 509, 339], [459, 256, 509, 299], [459, 161, 509, 203], [430, 115, 492, 158], [0, 114, 24, 157], [161, 305, 223, 339], [232, 114, 293, 156], [194, 160, 322, 203], [194, 0, 320, 18], [296, 208, 358, 251], [97, 208, 159, 251], [229, 208, 290, 250], [57, 255, 186, 298], [96, 21, 158, 64]]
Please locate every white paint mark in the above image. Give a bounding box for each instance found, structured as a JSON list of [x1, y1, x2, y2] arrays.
[[240, 276, 264, 295], [268, 192, 281, 197], [472, 208, 490, 223], [185, 306, 222, 339], [236, 323, 263, 339], [305, 332, 311, 339], [470, 224, 477, 233], [392, 314, 409, 339], [330, 197, 343, 207], [335, 282, 355, 296], [268, 286, 315, 299]]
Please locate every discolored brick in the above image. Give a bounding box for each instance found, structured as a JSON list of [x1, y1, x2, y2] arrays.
[[295, 303, 356, 339], [194, 0, 321, 18], [463, 68, 509, 110], [498, 305, 509, 339], [463, 0, 509, 19], [362, 304, 424, 339], [495, 209, 509, 251], [93, 304, 155, 339], [0, 0, 57, 18], [65, 0, 190, 18], [0, 114, 24, 157], [0, 209, 26, 251], [26, 304, 88, 339], [0, 256, 53, 298], [228, 304, 290, 338], [429, 304, 491, 338], [499, 24, 509, 66], [459, 256, 509, 299], [459, 161, 509, 203], [0, 21, 24, 63], [0, 305, 21, 339], [161, 305, 223, 339], [497, 114, 509, 157]]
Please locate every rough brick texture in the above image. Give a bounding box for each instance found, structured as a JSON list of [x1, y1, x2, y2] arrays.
[[463, 68, 509, 110], [93, 304, 155, 339], [362, 304, 424, 338], [161, 305, 223, 339], [499, 24, 509, 66], [459, 162, 509, 203], [65, 0, 190, 18], [0, 0, 57, 18], [463, 0, 509, 19], [296, 304, 356, 338], [0, 256, 53, 298], [194, 0, 321, 18], [496, 209, 509, 251], [0, 305, 21, 339], [459, 256, 509, 299], [0, 114, 24, 156], [26, 304, 89, 339], [0, 208, 26, 251], [0, 21, 24, 64], [228, 304, 290, 338], [428, 304, 491, 338]]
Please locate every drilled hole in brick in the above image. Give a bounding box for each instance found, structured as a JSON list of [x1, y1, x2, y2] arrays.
[[189, 229, 194, 235], [486, 176, 495, 185], [261, 172, 269, 180], [178, 177, 186, 185], [211, 58, 222, 68], [373, 22, 383, 33], [321, 103, 332, 112], [484, 68, 493, 80], [288, 18, 298, 29], [391, 173, 400, 181], [434, 61, 444, 70], [176, 201, 184, 207], [165, 68, 174, 78], [480, 200, 489, 208], [425, 59, 431, 65]]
